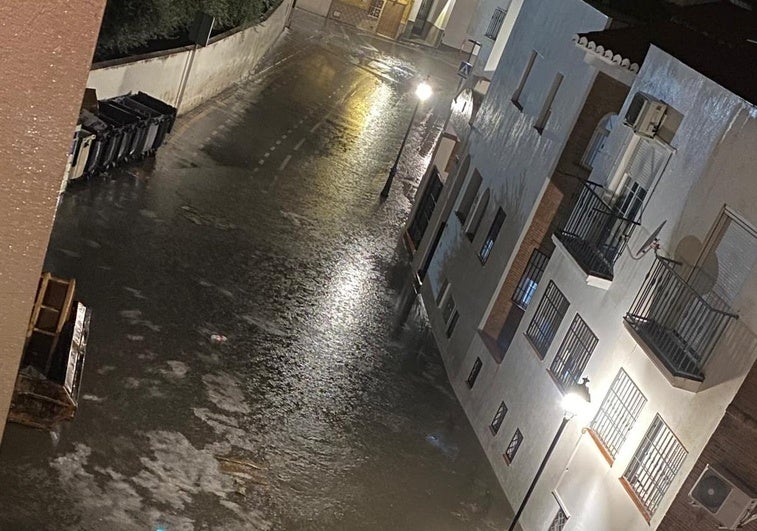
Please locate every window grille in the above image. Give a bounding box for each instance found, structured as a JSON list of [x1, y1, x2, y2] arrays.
[[624, 415, 687, 517], [504, 428, 523, 463], [480, 207, 506, 264], [485, 8, 507, 39], [408, 167, 443, 247], [446, 310, 460, 338], [591, 369, 646, 459], [549, 314, 598, 392], [467, 357, 482, 388], [548, 506, 568, 531], [490, 401, 507, 435], [525, 281, 569, 358], [367, 0, 384, 18], [513, 249, 550, 309]]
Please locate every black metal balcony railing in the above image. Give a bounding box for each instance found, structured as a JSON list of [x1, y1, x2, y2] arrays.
[[556, 181, 639, 281], [624, 256, 738, 381]]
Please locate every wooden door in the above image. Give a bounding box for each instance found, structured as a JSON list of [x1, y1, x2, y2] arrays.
[[377, 0, 405, 39]]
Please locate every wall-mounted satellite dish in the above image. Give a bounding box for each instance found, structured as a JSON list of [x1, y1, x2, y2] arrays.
[[632, 220, 666, 258]]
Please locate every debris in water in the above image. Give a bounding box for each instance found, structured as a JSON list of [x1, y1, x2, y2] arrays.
[[210, 334, 228, 345]]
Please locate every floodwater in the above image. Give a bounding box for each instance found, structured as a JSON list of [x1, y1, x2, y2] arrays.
[[0, 11, 511, 530]]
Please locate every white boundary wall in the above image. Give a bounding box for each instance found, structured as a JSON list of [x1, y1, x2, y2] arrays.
[[87, 0, 293, 115]]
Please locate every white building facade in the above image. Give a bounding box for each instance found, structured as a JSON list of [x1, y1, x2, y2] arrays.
[[404, 0, 757, 529]]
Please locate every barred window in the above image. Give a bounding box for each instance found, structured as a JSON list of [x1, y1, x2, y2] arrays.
[[512, 248, 550, 309], [549, 314, 598, 392], [467, 358, 483, 388], [623, 415, 687, 517], [490, 401, 508, 435], [367, 0, 384, 18], [591, 369, 646, 460], [504, 429, 523, 463], [525, 281, 570, 358], [485, 7, 506, 39], [548, 506, 568, 531], [479, 207, 506, 264]]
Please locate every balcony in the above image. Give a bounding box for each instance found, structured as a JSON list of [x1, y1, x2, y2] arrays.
[[556, 181, 638, 283], [624, 256, 738, 386]]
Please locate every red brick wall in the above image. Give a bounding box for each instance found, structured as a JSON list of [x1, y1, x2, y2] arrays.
[[658, 363, 757, 530], [482, 73, 629, 345]]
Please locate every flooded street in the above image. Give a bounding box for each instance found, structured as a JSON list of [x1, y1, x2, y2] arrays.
[[0, 12, 510, 530]]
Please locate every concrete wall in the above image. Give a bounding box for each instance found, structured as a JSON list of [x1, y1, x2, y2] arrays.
[[87, 0, 293, 115], [455, 45, 757, 530], [0, 1, 106, 443], [422, 0, 610, 383], [299, 0, 332, 17]]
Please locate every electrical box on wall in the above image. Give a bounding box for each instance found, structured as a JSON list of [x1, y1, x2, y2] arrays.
[[625, 92, 668, 138], [689, 464, 757, 529]]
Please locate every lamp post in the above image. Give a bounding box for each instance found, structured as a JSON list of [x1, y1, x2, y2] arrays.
[[507, 379, 591, 531], [380, 81, 433, 199]]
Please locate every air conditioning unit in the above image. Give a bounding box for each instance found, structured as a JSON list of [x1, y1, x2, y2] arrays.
[[689, 465, 757, 529], [624, 92, 667, 137]]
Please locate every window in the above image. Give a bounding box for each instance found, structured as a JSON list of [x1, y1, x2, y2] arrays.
[[504, 429, 523, 463], [548, 506, 569, 531], [512, 51, 537, 108], [456, 167, 480, 224], [484, 7, 507, 39], [591, 369, 646, 460], [465, 188, 490, 241], [367, 0, 384, 18], [446, 310, 460, 338], [479, 207, 506, 264], [435, 278, 450, 306], [408, 167, 443, 247], [525, 281, 569, 358], [581, 114, 617, 170], [466, 358, 483, 388], [535, 73, 563, 133], [490, 401, 508, 435], [549, 314, 598, 392], [611, 137, 671, 221], [623, 415, 687, 518], [513, 249, 550, 309]]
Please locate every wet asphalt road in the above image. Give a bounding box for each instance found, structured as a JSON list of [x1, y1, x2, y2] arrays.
[[0, 12, 510, 530]]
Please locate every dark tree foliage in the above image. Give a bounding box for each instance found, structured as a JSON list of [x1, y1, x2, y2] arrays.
[[96, 0, 275, 60]]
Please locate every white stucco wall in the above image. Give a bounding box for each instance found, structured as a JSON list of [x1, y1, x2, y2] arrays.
[[483, 0, 522, 73], [452, 45, 757, 531], [86, 0, 292, 115], [440, 0, 477, 50], [422, 0, 610, 382]]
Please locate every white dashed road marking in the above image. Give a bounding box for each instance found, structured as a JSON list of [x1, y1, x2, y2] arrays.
[[294, 138, 306, 151], [278, 155, 292, 172]]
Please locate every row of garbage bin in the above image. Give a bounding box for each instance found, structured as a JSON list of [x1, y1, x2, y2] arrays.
[[66, 92, 178, 184]]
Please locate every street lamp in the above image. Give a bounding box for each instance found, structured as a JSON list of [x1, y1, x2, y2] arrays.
[[380, 81, 433, 199], [508, 378, 591, 531]]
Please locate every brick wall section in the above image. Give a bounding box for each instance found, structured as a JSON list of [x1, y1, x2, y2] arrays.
[[0, 0, 106, 443], [658, 362, 757, 530], [482, 73, 629, 347]]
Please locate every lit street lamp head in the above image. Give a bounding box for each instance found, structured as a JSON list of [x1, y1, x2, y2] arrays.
[[415, 81, 433, 102], [562, 378, 591, 419]]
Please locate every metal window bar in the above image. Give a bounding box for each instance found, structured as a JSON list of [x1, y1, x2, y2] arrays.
[[446, 310, 460, 338], [408, 168, 443, 247], [624, 256, 738, 381], [591, 369, 647, 459], [556, 181, 639, 280], [512, 249, 550, 309], [548, 507, 569, 531], [624, 415, 687, 516], [549, 314, 598, 392], [525, 281, 570, 358], [485, 8, 506, 39], [479, 207, 506, 263], [467, 358, 483, 388], [505, 429, 523, 462], [490, 401, 508, 435], [367, 0, 384, 17]]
